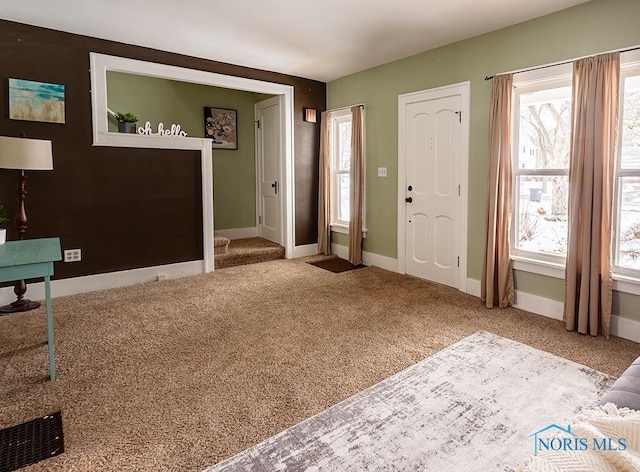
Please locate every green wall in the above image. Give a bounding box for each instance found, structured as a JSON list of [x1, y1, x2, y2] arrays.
[[327, 0, 640, 321], [107, 72, 272, 230]]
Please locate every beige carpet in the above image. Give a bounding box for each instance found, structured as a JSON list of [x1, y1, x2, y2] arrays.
[[0, 256, 638, 471], [205, 332, 617, 472]]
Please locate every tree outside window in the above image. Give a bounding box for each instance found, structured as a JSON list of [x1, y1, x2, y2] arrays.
[[513, 84, 571, 258], [615, 74, 640, 270]]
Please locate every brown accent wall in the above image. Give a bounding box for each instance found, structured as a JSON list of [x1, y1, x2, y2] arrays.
[[0, 20, 325, 279]]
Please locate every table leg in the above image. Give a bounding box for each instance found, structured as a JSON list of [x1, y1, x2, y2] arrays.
[[44, 275, 56, 381]]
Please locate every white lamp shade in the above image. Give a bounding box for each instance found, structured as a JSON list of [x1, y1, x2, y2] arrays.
[[0, 136, 53, 170]]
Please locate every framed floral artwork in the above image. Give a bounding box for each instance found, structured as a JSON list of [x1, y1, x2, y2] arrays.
[[204, 107, 238, 149]]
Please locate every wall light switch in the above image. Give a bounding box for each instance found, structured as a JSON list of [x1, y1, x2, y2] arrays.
[[377, 167, 387, 177]]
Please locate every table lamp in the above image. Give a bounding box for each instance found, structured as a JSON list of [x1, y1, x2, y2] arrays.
[[0, 136, 53, 313]]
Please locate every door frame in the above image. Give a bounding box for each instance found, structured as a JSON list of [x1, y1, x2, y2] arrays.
[[397, 81, 470, 291], [254, 96, 283, 244], [89, 53, 295, 270]]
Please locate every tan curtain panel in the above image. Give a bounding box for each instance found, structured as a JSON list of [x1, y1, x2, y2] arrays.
[[317, 111, 331, 255], [348, 106, 365, 265], [564, 52, 619, 338], [481, 74, 515, 309]]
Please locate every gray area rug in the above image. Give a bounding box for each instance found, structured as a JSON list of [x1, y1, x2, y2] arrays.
[[204, 331, 615, 472]]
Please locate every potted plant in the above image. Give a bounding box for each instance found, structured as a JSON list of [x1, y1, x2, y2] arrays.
[[115, 112, 139, 134], [0, 204, 8, 245]]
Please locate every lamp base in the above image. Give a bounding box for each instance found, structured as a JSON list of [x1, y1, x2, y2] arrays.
[[0, 299, 41, 314]]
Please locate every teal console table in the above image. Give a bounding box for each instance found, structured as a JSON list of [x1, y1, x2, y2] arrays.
[[0, 238, 62, 380]]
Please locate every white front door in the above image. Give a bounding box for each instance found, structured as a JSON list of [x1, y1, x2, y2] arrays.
[[255, 97, 282, 244], [401, 92, 462, 287]]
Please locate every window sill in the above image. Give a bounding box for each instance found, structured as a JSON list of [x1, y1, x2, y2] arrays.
[[511, 256, 565, 279], [511, 255, 640, 297], [330, 224, 367, 238], [612, 274, 640, 296]]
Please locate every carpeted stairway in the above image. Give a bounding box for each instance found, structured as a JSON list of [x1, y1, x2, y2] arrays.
[[214, 236, 285, 269]]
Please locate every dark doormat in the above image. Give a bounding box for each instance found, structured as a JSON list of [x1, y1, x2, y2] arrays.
[[308, 257, 366, 273], [0, 412, 64, 472]]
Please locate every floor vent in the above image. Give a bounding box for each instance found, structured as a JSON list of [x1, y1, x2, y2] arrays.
[[0, 412, 64, 472]]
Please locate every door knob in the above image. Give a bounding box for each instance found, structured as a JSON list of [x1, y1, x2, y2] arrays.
[[405, 197, 413, 203], [271, 181, 278, 194], [408, 185, 412, 191]]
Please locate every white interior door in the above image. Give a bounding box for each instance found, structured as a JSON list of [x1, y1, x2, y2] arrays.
[[402, 93, 461, 287], [255, 96, 282, 244]]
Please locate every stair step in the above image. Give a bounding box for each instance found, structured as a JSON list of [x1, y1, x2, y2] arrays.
[[214, 237, 285, 269], [213, 235, 231, 255]]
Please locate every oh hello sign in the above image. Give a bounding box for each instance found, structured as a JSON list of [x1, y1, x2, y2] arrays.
[[137, 121, 188, 137]]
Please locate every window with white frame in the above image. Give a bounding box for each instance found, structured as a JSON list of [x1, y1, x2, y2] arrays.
[[512, 69, 572, 262], [329, 109, 352, 228], [614, 63, 640, 273]]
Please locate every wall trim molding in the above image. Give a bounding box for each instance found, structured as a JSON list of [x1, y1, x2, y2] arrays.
[[0, 260, 204, 306], [466, 278, 481, 297], [293, 244, 319, 258], [513, 290, 563, 321], [610, 315, 640, 345], [330, 244, 399, 273], [465, 278, 640, 343], [215, 227, 259, 240], [5, 258, 637, 342], [89, 52, 296, 267]]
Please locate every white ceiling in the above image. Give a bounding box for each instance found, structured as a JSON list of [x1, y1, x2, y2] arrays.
[[1, 0, 589, 82]]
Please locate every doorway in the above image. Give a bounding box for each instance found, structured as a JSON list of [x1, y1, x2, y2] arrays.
[[89, 53, 295, 271], [255, 96, 282, 244], [397, 82, 470, 290]]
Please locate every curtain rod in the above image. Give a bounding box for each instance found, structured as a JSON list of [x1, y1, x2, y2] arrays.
[[484, 44, 640, 80], [326, 103, 365, 113]]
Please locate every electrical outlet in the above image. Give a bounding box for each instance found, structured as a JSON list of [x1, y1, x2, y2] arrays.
[[377, 167, 388, 177], [63, 249, 81, 262]]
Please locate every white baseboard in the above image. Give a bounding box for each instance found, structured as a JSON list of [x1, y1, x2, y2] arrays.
[[215, 227, 258, 239], [610, 315, 640, 345], [330, 244, 399, 273], [7, 258, 637, 343], [465, 277, 640, 343], [0, 260, 204, 306], [293, 243, 318, 258], [364, 252, 399, 273], [466, 278, 481, 297], [514, 290, 563, 321]]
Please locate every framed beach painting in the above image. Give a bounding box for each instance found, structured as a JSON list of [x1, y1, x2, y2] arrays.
[[8, 79, 65, 124], [204, 107, 238, 150]]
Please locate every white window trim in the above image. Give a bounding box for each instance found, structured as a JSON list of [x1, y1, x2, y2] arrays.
[[612, 52, 640, 280], [512, 257, 640, 297], [613, 275, 640, 296], [511, 50, 640, 296], [327, 108, 367, 234], [330, 223, 368, 238], [511, 255, 564, 279], [329, 109, 351, 228], [511, 64, 571, 265]]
